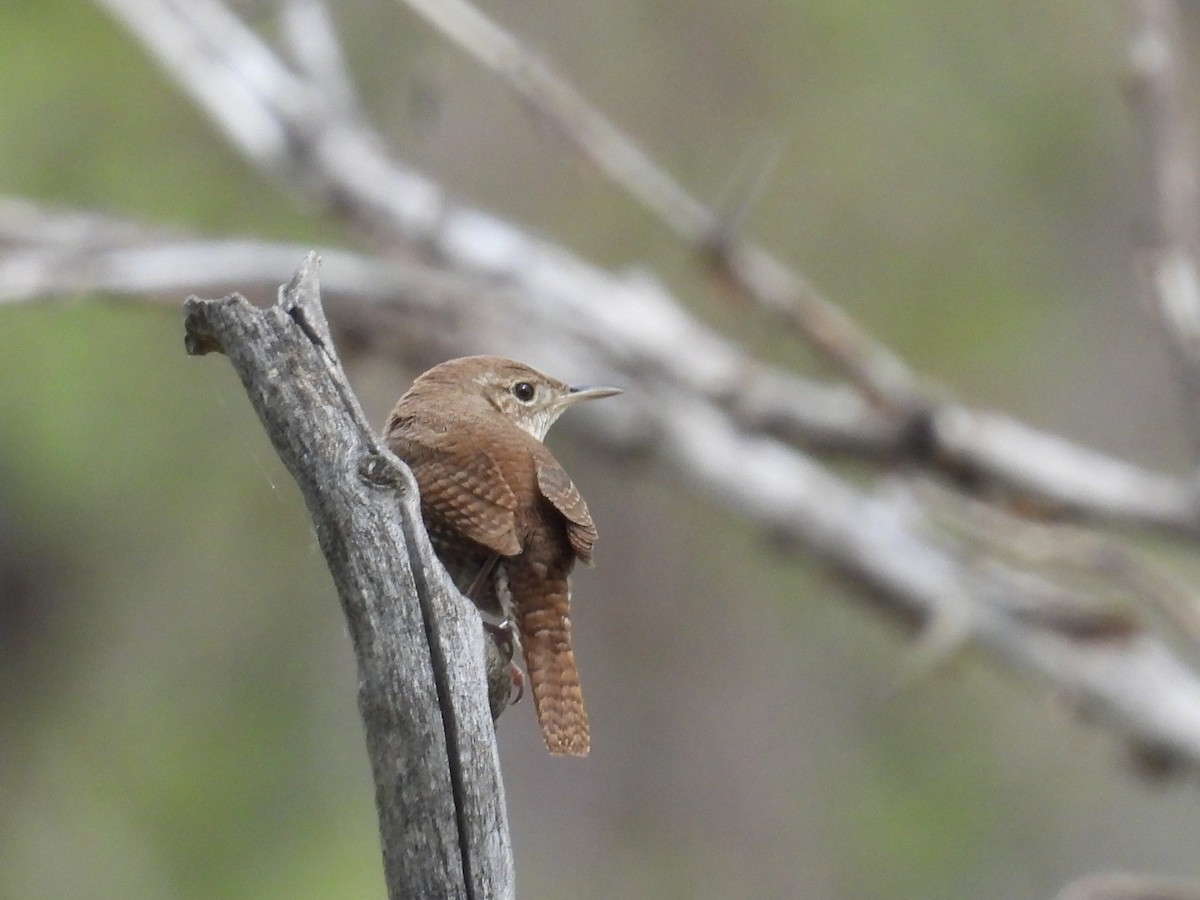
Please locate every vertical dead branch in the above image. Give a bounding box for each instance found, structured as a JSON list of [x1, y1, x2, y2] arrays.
[[182, 254, 514, 900]]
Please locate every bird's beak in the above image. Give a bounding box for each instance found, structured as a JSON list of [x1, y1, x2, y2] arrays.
[[565, 384, 623, 406]]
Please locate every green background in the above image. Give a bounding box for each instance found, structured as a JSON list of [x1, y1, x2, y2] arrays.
[[2, 2, 1196, 898]]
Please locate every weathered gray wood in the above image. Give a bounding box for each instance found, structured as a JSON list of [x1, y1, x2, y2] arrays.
[[183, 252, 513, 900]]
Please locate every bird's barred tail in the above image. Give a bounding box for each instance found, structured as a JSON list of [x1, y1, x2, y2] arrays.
[[517, 579, 590, 757]]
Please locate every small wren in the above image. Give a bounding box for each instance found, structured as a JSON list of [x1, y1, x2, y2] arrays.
[[384, 355, 620, 756]]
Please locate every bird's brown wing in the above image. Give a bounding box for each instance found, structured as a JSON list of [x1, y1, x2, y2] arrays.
[[392, 424, 523, 558], [535, 454, 599, 564]]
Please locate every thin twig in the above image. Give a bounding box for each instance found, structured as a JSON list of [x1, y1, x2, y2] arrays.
[[661, 395, 1200, 769], [393, 0, 921, 413], [6, 203, 1198, 536], [1128, 0, 1200, 448], [918, 477, 1200, 647], [81, 0, 1200, 767], [280, 0, 362, 114], [89, 2, 1200, 532]]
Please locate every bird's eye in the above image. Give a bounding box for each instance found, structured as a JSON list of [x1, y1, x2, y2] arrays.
[[511, 381, 536, 402]]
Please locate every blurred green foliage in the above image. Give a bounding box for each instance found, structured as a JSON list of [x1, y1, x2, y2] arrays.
[[2, 2, 1198, 898]]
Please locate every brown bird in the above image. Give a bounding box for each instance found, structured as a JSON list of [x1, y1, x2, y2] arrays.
[[384, 356, 620, 756]]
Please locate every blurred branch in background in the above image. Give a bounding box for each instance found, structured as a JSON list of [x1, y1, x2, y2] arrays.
[[0, 0, 1185, 775], [1056, 871, 1200, 900], [395, 0, 922, 413], [6, 0, 1200, 893], [1128, 0, 1200, 451]]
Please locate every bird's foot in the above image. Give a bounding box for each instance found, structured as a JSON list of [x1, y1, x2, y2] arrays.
[[483, 619, 525, 705], [508, 662, 525, 705]]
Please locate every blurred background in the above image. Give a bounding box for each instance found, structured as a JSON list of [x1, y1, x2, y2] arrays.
[[3, 1, 1199, 898]]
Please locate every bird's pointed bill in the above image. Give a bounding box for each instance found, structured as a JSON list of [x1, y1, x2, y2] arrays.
[[564, 384, 623, 406]]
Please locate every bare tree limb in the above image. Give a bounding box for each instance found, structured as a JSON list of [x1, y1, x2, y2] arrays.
[[280, 0, 362, 114], [1056, 871, 1200, 900], [90, 1, 1200, 531], [67, 0, 1200, 768], [5, 198, 1197, 535], [385, 0, 1200, 534], [393, 0, 921, 413], [660, 398, 1200, 770], [11, 218, 1200, 764], [1128, 0, 1200, 448], [182, 253, 514, 900], [916, 478, 1200, 645]]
